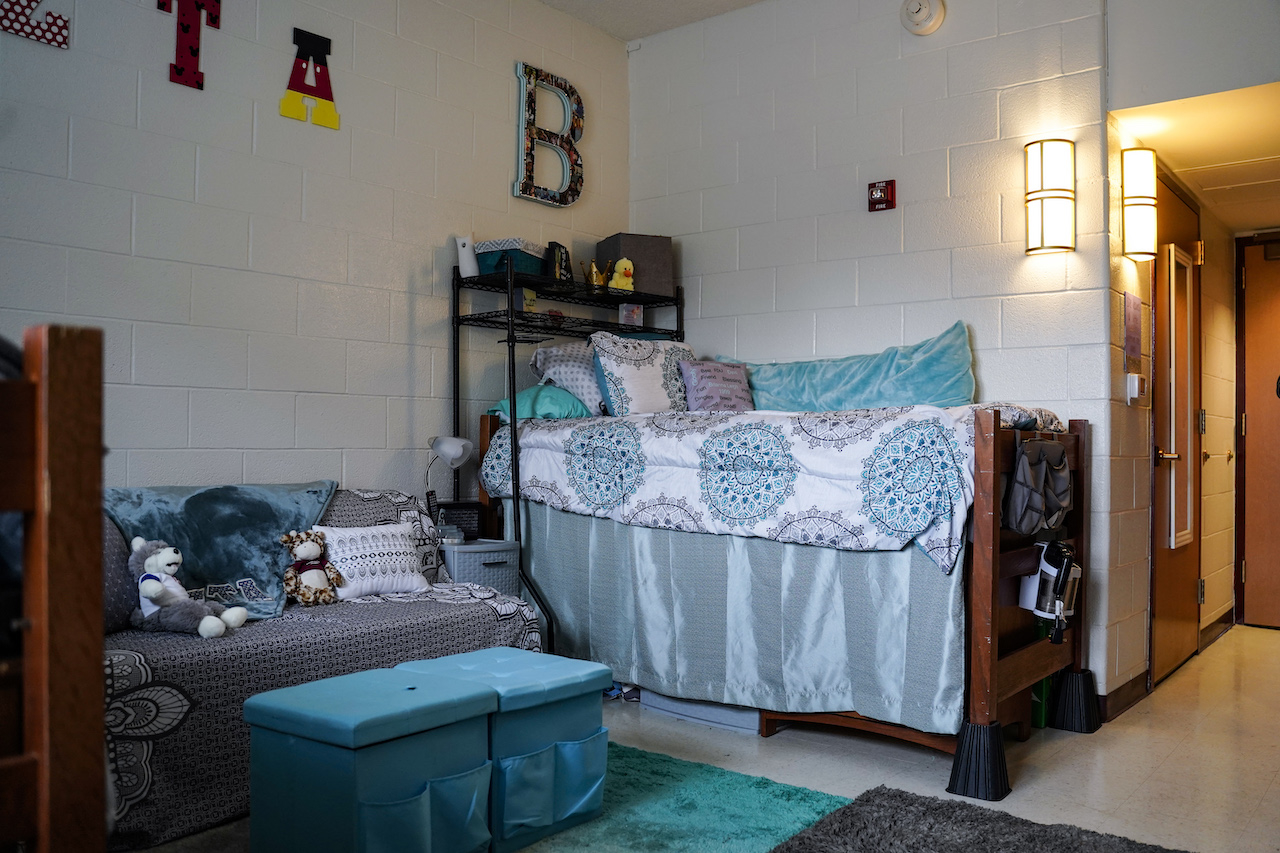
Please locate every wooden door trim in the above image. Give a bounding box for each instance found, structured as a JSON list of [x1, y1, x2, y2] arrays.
[[1235, 235, 1247, 623], [1157, 163, 1202, 216], [1233, 233, 1280, 623]]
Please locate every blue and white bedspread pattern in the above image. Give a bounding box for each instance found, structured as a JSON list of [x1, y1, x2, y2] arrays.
[[481, 403, 1060, 573]]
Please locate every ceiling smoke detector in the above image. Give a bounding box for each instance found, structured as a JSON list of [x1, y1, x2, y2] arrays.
[[901, 0, 945, 35]]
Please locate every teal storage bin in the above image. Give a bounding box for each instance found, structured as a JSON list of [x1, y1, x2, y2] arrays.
[[396, 648, 613, 853], [244, 668, 497, 853], [476, 249, 545, 277]]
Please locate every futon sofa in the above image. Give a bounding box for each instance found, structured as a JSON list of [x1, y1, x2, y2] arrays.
[[100, 485, 539, 849]]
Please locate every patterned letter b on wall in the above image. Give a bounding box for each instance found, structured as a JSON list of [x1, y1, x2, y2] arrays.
[[514, 61, 584, 208]]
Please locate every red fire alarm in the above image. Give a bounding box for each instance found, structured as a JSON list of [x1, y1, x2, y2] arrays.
[[868, 180, 895, 212]]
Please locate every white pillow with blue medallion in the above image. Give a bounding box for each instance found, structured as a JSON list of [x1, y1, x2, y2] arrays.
[[590, 331, 696, 416]]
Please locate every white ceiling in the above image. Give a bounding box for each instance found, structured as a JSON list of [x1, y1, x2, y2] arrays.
[[539, 0, 765, 42], [1114, 82, 1280, 235]]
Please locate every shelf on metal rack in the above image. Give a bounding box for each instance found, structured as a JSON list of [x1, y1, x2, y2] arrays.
[[455, 269, 680, 309], [457, 310, 683, 341]]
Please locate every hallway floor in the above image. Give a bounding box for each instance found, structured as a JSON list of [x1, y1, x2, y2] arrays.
[[604, 625, 1280, 852]]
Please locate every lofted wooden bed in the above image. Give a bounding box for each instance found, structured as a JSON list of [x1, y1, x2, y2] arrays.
[[480, 407, 1097, 799], [0, 326, 105, 852], [760, 410, 1095, 798]]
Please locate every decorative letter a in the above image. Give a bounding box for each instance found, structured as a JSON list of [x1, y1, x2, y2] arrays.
[[514, 62, 584, 208], [279, 28, 340, 130]]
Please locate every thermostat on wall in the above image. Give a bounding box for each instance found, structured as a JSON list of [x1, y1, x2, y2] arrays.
[[901, 0, 945, 35]]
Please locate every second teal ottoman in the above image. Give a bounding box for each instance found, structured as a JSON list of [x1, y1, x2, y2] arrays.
[[397, 648, 612, 852], [244, 668, 496, 853]]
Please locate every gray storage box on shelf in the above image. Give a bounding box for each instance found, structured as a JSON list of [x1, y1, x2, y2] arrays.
[[595, 233, 673, 297], [442, 539, 520, 596]]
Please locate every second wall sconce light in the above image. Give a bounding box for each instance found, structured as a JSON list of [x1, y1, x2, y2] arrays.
[[1122, 147, 1157, 262], [1024, 139, 1076, 255]]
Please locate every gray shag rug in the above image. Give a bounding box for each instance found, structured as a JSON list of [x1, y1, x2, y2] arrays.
[[770, 786, 1189, 853]]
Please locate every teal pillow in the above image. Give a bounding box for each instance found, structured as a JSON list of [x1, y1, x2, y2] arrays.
[[103, 481, 337, 620], [722, 321, 974, 411], [486, 383, 591, 422]]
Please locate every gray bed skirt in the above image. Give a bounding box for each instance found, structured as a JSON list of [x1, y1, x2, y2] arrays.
[[515, 501, 966, 736]]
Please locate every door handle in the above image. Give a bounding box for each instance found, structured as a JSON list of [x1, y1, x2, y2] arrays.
[[1155, 449, 1181, 462]]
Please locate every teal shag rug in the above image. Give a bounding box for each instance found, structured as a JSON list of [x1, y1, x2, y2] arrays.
[[525, 743, 850, 852]]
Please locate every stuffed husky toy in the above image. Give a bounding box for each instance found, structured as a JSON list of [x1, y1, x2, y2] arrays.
[[128, 537, 248, 638]]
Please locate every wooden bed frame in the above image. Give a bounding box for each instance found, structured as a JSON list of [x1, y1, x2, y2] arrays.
[[0, 326, 105, 852], [478, 408, 1096, 799]]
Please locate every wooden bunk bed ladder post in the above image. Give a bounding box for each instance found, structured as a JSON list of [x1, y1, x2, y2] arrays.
[[6, 326, 106, 851], [1049, 418, 1102, 734], [947, 408, 1012, 801]]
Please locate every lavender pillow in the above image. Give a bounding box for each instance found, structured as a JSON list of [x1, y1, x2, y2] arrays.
[[679, 360, 755, 412]]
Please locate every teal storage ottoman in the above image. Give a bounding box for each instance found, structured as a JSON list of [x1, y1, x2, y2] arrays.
[[244, 668, 497, 853], [396, 649, 612, 852]]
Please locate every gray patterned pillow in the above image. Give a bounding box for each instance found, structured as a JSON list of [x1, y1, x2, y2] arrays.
[[530, 341, 607, 416], [679, 360, 755, 412], [319, 489, 448, 582], [102, 514, 137, 634]]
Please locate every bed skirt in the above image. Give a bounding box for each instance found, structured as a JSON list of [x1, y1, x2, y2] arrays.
[[514, 501, 965, 735]]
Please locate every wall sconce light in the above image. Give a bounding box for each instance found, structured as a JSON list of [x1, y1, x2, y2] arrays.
[[1122, 147, 1157, 262], [1024, 139, 1076, 255]]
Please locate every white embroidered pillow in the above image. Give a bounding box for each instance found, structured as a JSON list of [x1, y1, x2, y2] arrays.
[[312, 522, 430, 600], [590, 331, 695, 416]]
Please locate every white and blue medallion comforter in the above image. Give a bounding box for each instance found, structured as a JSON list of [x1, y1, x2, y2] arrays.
[[481, 402, 1062, 573]]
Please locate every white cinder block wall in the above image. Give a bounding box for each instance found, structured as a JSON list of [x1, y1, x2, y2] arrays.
[[0, 0, 628, 496], [627, 1, 1127, 689]]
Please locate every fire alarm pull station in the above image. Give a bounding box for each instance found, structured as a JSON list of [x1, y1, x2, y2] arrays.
[[868, 180, 895, 212]]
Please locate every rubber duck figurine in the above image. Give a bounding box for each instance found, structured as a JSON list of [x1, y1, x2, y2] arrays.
[[608, 258, 634, 291]]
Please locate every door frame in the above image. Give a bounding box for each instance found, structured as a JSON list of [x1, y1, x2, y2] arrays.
[[1233, 232, 1280, 624]]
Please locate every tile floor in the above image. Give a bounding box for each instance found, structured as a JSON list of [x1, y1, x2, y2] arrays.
[[605, 625, 1280, 853], [156, 625, 1280, 852]]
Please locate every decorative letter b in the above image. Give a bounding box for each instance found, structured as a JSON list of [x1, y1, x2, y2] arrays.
[[514, 62, 584, 208]]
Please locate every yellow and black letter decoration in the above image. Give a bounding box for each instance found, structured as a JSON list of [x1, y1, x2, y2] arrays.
[[279, 28, 340, 130]]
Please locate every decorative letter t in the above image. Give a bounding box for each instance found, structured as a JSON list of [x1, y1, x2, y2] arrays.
[[156, 0, 221, 90]]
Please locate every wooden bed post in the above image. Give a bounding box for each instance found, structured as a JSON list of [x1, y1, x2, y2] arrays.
[[0, 326, 105, 852], [1048, 418, 1102, 733], [946, 407, 1012, 800]]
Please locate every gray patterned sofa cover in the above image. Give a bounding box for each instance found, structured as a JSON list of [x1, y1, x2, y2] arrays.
[[102, 489, 540, 850]]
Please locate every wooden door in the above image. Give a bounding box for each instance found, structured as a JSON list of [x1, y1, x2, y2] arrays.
[[1241, 243, 1280, 627], [1150, 180, 1201, 684]]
